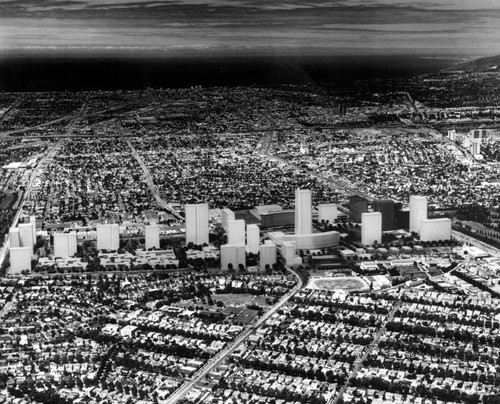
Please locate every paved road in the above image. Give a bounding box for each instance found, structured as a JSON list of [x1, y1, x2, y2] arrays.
[[451, 229, 500, 258], [124, 133, 183, 221], [165, 267, 303, 404]]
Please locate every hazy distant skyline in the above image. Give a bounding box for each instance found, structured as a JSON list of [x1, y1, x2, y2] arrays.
[[1, 0, 500, 57]]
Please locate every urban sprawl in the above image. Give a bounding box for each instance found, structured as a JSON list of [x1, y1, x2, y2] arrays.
[[2, 70, 500, 404]]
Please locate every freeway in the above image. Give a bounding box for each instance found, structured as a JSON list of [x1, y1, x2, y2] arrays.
[[451, 229, 500, 258], [123, 132, 183, 221], [165, 266, 303, 404]]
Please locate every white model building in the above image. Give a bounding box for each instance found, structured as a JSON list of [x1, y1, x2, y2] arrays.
[[18, 223, 36, 252], [220, 244, 246, 270], [185, 204, 209, 245], [54, 232, 77, 258], [9, 227, 20, 248], [318, 203, 338, 223], [294, 189, 312, 235], [227, 219, 246, 245], [420, 218, 452, 242], [361, 212, 382, 246], [281, 241, 297, 266], [221, 208, 235, 230], [96, 224, 120, 251], [10, 247, 32, 274], [246, 224, 260, 254], [145, 224, 160, 250], [260, 243, 277, 269], [409, 195, 428, 233]]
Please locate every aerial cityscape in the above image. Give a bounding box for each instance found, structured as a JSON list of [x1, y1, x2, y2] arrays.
[[4, 1, 500, 404]]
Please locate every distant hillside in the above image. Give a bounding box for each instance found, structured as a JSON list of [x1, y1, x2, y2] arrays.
[[445, 54, 500, 72]]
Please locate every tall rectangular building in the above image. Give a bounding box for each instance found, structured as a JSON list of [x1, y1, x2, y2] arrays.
[[281, 241, 296, 266], [373, 199, 395, 231], [96, 224, 120, 251], [409, 195, 428, 233], [10, 247, 32, 274], [185, 204, 209, 245], [221, 208, 235, 230], [18, 223, 35, 252], [9, 227, 20, 248], [361, 212, 382, 246], [318, 203, 338, 224], [227, 219, 246, 245], [246, 224, 260, 254], [145, 224, 160, 250], [349, 195, 369, 223], [54, 232, 77, 258], [220, 244, 246, 270], [260, 243, 277, 269], [295, 189, 312, 235]]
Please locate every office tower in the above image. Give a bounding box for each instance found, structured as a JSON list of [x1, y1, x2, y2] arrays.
[[18, 223, 35, 252], [409, 195, 427, 233], [472, 141, 481, 156], [420, 218, 452, 242], [394, 203, 409, 230], [10, 247, 32, 274], [246, 224, 260, 254], [318, 203, 338, 224], [185, 204, 209, 245], [361, 212, 382, 246], [145, 224, 160, 250], [96, 224, 120, 251], [281, 241, 296, 266], [349, 195, 369, 222], [373, 199, 395, 231], [294, 189, 312, 235], [227, 219, 246, 245], [220, 244, 246, 270], [53, 232, 77, 258], [260, 243, 277, 269], [448, 130, 456, 141], [9, 227, 20, 248], [221, 208, 235, 230]]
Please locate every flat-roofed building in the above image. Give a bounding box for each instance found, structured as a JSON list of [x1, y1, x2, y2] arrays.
[[409, 195, 427, 233], [361, 212, 382, 246], [420, 218, 452, 242], [227, 219, 246, 245], [318, 203, 338, 224], [54, 232, 77, 258], [96, 223, 120, 251], [185, 204, 209, 245], [145, 224, 160, 250], [295, 189, 312, 235], [10, 247, 32, 274], [246, 224, 260, 254], [260, 243, 277, 269], [220, 244, 246, 270]]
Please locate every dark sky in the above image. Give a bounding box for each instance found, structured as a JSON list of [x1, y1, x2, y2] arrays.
[[1, 0, 500, 57]]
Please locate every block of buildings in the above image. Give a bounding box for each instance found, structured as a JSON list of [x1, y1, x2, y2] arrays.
[[246, 224, 260, 254], [260, 243, 277, 269], [220, 244, 246, 270], [409, 195, 428, 233], [227, 219, 245, 245], [221, 208, 235, 230], [420, 218, 452, 242], [295, 189, 312, 235], [96, 224, 120, 251], [54, 232, 77, 258], [361, 212, 382, 246], [318, 203, 338, 224], [185, 204, 209, 245], [145, 224, 160, 250], [10, 247, 32, 274]]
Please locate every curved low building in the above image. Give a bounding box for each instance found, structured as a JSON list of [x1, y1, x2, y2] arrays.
[[281, 230, 340, 250]]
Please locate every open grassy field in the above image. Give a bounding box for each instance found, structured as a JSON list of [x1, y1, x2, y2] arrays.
[[307, 276, 369, 292]]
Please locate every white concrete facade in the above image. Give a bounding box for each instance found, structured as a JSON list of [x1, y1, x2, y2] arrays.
[[96, 224, 120, 251], [221, 208, 235, 230], [18, 223, 35, 252], [409, 195, 428, 233], [420, 218, 452, 242], [54, 232, 77, 258], [294, 189, 312, 235], [10, 247, 32, 274], [281, 241, 297, 266], [185, 204, 209, 245], [145, 224, 160, 250], [318, 203, 338, 223], [260, 243, 277, 269], [246, 224, 260, 254], [220, 244, 246, 270], [227, 219, 246, 245], [9, 227, 20, 248], [361, 212, 382, 246]]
